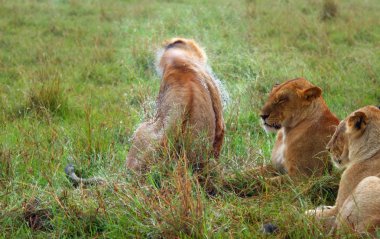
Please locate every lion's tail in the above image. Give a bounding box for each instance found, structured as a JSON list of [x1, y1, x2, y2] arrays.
[[64, 164, 105, 186]]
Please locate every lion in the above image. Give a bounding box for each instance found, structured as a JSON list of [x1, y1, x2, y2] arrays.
[[126, 37, 226, 174], [306, 105, 380, 236], [65, 38, 227, 186], [255, 78, 339, 183], [223, 78, 339, 195]]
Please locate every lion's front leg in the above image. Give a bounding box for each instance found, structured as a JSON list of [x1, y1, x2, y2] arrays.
[[305, 205, 338, 233], [305, 205, 337, 218]]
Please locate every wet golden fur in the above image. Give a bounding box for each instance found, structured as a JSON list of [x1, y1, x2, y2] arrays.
[[126, 38, 225, 173]]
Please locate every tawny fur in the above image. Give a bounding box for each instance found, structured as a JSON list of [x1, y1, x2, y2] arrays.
[[336, 175, 380, 235], [255, 78, 339, 183], [326, 122, 349, 169], [126, 38, 225, 173], [306, 106, 380, 236]]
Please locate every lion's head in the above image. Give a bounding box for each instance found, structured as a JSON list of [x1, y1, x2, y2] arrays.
[[327, 106, 380, 169], [260, 78, 323, 132], [343, 105, 380, 161], [326, 121, 349, 169], [156, 38, 207, 77]]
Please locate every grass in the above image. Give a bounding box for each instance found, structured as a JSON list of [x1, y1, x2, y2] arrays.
[[0, 0, 379, 238]]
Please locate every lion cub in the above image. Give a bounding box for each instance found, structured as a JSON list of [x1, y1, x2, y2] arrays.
[[257, 78, 339, 182], [306, 106, 380, 236], [126, 38, 226, 174]]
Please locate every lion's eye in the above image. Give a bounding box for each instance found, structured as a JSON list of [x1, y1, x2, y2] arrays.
[[276, 97, 288, 104]]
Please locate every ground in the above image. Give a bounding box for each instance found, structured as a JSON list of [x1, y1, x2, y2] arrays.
[[0, 0, 379, 238]]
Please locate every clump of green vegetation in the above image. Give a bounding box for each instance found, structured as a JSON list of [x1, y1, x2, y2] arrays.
[[321, 0, 338, 21], [26, 80, 69, 117]]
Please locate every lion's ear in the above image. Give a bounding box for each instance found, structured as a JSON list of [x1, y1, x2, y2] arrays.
[[269, 82, 281, 92], [303, 86, 322, 101], [346, 111, 368, 134], [164, 38, 185, 49]]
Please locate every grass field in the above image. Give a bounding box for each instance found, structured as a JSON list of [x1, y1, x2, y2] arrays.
[[1, 0, 379, 238]]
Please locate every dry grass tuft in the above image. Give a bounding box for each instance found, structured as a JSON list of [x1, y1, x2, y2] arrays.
[[26, 80, 68, 117], [23, 197, 53, 231], [120, 156, 206, 238], [0, 147, 13, 184], [321, 0, 338, 21]]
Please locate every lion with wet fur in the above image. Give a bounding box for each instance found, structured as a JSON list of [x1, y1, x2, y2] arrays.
[[126, 38, 226, 174]]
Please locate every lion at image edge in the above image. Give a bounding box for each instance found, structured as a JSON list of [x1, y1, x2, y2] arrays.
[[256, 78, 339, 184], [306, 105, 380, 236]]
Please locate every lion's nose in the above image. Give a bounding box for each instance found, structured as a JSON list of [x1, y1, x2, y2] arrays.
[[260, 114, 269, 120]]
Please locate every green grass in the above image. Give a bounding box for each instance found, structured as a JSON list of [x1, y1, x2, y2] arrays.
[[1, 0, 379, 238]]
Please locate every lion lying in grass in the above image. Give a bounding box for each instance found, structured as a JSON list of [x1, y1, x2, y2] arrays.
[[245, 78, 339, 187], [223, 78, 339, 195], [306, 105, 380, 236]]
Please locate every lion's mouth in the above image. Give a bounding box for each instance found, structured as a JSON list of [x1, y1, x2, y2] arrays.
[[264, 122, 281, 130]]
